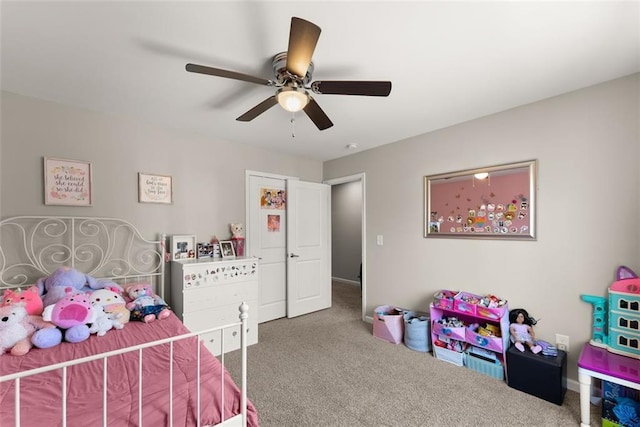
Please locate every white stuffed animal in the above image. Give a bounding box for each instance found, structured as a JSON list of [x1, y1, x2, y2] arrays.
[[88, 306, 120, 337], [90, 287, 129, 329], [0, 304, 53, 355], [230, 223, 244, 239]]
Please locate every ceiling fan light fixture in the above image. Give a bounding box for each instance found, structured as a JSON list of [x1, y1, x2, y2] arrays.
[[276, 87, 309, 112], [474, 172, 489, 180]]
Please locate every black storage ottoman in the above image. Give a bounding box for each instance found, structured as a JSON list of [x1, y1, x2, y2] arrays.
[[506, 346, 567, 405]]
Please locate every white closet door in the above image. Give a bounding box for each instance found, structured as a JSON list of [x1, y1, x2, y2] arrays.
[[286, 179, 331, 318], [248, 175, 287, 323]]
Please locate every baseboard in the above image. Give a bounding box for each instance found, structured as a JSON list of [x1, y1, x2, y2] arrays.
[[332, 277, 360, 286], [567, 378, 580, 393]]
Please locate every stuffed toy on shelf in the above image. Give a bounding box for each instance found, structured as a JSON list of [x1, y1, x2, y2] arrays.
[[509, 308, 542, 354]]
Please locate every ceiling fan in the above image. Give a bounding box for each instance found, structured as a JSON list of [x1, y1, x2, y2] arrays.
[[186, 17, 392, 131]]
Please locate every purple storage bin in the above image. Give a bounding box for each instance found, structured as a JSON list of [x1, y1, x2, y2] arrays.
[[373, 305, 404, 344], [432, 321, 466, 342], [465, 328, 504, 352]]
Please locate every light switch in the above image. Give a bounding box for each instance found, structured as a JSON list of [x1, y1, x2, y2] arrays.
[[376, 235, 383, 246]]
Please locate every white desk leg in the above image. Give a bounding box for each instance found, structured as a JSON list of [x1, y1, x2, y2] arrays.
[[579, 370, 592, 427]]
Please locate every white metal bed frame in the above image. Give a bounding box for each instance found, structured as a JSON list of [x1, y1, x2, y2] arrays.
[[0, 216, 249, 427]]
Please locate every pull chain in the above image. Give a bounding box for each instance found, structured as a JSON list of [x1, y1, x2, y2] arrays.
[[291, 113, 296, 138]]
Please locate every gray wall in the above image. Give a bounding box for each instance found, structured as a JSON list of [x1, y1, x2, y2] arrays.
[[1, 91, 323, 241], [2, 74, 638, 385], [331, 181, 362, 282], [324, 74, 640, 382]]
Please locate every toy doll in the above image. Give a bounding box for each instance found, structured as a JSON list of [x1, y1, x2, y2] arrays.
[[509, 308, 542, 354]]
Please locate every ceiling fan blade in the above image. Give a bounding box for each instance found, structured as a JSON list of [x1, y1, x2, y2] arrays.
[[311, 80, 392, 97], [286, 17, 321, 78], [303, 98, 333, 130], [236, 96, 278, 122], [186, 63, 272, 86]]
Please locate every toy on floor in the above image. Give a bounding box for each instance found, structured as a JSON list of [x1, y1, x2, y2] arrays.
[[581, 265, 640, 359], [509, 308, 542, 354]]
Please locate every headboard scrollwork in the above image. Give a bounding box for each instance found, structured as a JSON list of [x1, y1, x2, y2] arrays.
[[0, 216, 166, 297]]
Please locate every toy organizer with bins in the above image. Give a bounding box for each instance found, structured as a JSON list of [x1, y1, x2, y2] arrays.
[[430, 290, 510, 381]]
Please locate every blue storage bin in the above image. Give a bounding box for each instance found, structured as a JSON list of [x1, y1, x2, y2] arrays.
[[465, 352, 504, 380], [403, 311, 431, 352]]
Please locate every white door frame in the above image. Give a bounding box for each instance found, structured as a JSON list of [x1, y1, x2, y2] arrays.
[[324, 173, 366, 322]]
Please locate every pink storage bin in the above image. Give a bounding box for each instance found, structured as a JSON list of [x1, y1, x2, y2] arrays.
[[453, 292, 482, 316], [432, 321, 466, 342], [433, 290, 458, 310], [476, 304, 507, 321], [465, 328, 504, 352], [373, 305, 404, 344]]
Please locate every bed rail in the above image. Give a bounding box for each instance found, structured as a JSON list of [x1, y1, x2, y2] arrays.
[[0, 304, 249, 427], [0, 216, 251, 427]]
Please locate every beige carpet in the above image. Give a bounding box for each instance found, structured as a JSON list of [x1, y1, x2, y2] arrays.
[[225, 281, 601, 426]]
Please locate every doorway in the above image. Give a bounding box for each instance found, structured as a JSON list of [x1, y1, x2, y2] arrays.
[[324, 173, 366, 321]]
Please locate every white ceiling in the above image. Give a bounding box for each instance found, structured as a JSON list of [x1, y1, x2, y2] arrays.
[[2, 1, 639, 161]]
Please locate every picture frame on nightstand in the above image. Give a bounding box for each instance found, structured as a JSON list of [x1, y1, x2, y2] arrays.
[[196, 242, 214, 259], [171, 235, 197, 260], [219, 240, 236, 259]]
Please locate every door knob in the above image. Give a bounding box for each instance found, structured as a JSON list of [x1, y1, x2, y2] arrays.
[[289, 253, 300, 258]]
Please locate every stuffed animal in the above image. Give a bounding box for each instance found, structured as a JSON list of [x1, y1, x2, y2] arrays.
[[230, 223, 245, 256], [36, 266, 123, 308], [230, 223, 244, 239], [126, 283, 171, 323], [0, 304, 55, 356], [88, 306, 118, 337], [90, 287, 129, 329], [2, 285, 44, 315], [32, 289, 96, 348]]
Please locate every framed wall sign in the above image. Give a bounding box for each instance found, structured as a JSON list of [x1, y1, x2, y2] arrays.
[[170, 235, 197, 260], [138, 173, 173, 204], [44, 157, 93, 206]]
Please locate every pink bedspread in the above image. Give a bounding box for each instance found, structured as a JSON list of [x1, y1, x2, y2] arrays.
[[0, 313, 259, 426]]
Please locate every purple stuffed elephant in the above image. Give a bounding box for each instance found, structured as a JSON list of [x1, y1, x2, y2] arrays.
[[36, 267, 122, 308]]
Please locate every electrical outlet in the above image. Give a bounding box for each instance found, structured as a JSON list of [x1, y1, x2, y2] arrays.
[[556, 334, 570, 353]]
